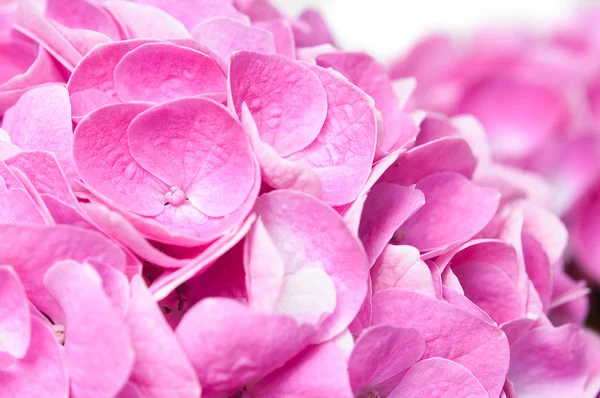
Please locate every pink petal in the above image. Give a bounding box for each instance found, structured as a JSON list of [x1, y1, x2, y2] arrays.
[[1, 85, 75, 178], [388, 358, 488, 398], [192, 17, 275, 63], [73, 102, 168, 216], [149, 213, 255, 300], [458, 77, 565, 161], [293, 9, 335, 47], [0, 266, 30, 361], [102, 1, 191, 40], [358, 183, 424, 264], [0, 316, 68, 398], [371, 244, 436, 297], [316, 52, 409, 153], [395, 172, 500, 252], [372, 289, 510, 397], [176, 297, 314, 397], [548, 271, 590, 326], [253, 190, 370, 341], [128, 97, 255, 218], [508, 325, 588, 398], [442, 286, 496, 325], [242, 104, 322, 197], [255, 19, 295, 59], [228, 51, 327, 157], [0, 38, 63, 114], [349, 325, 425, 395], [453, 262, 525, 324], [44, 0, 120, 39], [289, 63, 377, 205], [380, 137, 477, 186], [125, 276, 201, 398], [44, 260, 134, 398], [67, 39, 155, 117], [114, 42, 226, 102], [0, 224, 126, 322], [249, 341, 353, 398], [348, 277, 372, 336], [129, 0, 246, 30], [5, 151, 77, 206], [0, 174, 45, 224]]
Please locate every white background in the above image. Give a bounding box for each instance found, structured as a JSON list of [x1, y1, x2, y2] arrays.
[[273, 0, 595, 60]]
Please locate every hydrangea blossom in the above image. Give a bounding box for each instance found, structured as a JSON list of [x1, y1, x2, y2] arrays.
[[0, 0, 599, 397]]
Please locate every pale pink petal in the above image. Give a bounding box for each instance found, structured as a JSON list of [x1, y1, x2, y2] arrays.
[[1, 85, 75, 178], [396, 172, 500, 252], [508, 325, 588, 398], [44, 260, 134, 398], [372, 289, 510, 397], [114, 43, 226, 102], [358, 183, 424, 264], [128, 97, 255, 218], [289, 63, 377, 205], [0, 316, 68, 398], [229, 51, 327, 157], [388, 358, 488, 398], [0, 266, 30, 361], [255, 19, 295, 59], [349, 325, 425, 395], [103, 1, 191, 40], [176, 297, 314, 397], [249, 342, 353, 398], [125, 276, 201, 398], [371, 245, 436, 297], [253, 190, 370, 341], [73, 102, 168, 216], [293, 9, 335, 47], [129, 0, 246, 30], [0, 175, 45, 224], [192, 17, 275, 63], [442, 286, 496, 325]]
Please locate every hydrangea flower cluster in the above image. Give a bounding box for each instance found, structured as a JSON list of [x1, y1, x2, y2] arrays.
[[0, 0, 599, 397]]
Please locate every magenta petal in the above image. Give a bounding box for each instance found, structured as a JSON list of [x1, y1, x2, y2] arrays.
[[103, 1, 191, 40], [289, 63, 377, 205], [0, 266, 30, 361], [192, 17, 275, 63], [0, 224, 126, 322], [253, 190, 370, 341], [358, 183, 424, 264], [176, 298, 313, 397], [249, 341, 354, 398], [371, 245, 436, 297], [114, 43, 226, 103], [508, 325, 588, 398], [44, 260, 134, 398], [229, 51, 328, 157], [372, 289, 510, 397], [348, 325, 425, 395], [125, 276, 201, 398], [1, 85, 75, 178], [0, 316, 68, 398], [388, 358, 488, 398], [396, 172, 500, 252]]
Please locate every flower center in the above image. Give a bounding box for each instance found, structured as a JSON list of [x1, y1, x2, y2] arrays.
[[165, 186, 186, 206]]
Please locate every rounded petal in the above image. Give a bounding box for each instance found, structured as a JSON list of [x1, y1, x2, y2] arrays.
[[229, 51, 328, 157], [114, 43, 226, 103], [0, 266, 30, 361], [388, 358, 488, 398]]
